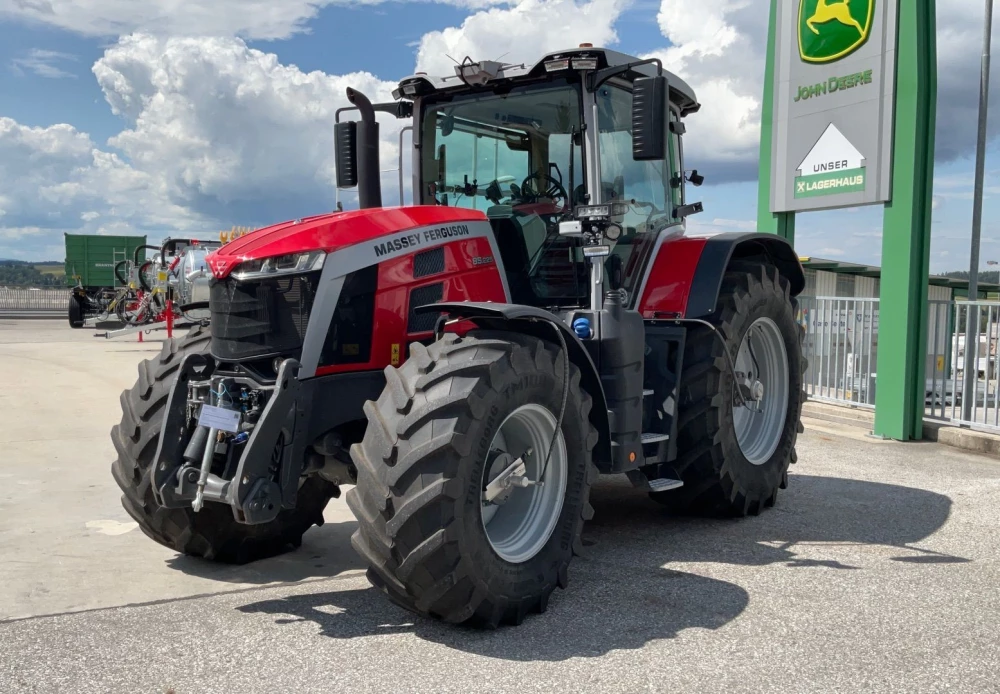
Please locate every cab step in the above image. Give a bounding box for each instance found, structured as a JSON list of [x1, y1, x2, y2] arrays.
[[643, 389, 654, 396], [647, 477, 684, 492], [641, 432, 669, 444]]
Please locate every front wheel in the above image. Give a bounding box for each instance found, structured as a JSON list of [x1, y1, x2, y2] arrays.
[[110, 325, 337, 563], [653, 262, 806, 516], [347, 331, 598, 627]]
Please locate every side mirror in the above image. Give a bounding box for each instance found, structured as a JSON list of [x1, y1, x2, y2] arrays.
[[631, 75, 668, 161], [335, 121, 358, 188]]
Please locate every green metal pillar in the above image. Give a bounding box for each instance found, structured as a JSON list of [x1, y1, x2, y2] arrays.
[[872, 0, 938, 440], [756, 0, 796, 245]]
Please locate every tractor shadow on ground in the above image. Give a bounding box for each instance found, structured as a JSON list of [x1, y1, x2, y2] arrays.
[[166, 517, 364, 584], [234, 472, 967, 661], [584, 473, 969, 569], [236, 565, 749, 661]]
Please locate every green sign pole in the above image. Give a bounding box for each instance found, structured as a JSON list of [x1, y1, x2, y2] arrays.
[[872, 0, 937, 440], [757, 0, 796, 244]]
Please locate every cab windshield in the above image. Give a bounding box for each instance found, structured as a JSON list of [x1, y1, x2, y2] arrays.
[[420, 79, 584, 213], [420, 79, 587, 307]]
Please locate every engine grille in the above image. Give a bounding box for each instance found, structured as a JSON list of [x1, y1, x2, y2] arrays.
[[210, 271, 321, 361], [413, 247, 445, 278]]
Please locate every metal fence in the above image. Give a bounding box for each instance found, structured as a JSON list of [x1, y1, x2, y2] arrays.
[[0, 288, 66, 317], [800, 295, 1000, 433], [926, 300, 999, 432], [799, 296, 879, 407]]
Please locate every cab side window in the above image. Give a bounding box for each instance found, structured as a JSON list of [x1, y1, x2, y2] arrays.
[[595, 84, 676, 234]]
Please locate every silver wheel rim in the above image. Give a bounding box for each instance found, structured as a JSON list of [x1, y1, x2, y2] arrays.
[[481, 404, 567, 564], [733, 317, 790, 466]]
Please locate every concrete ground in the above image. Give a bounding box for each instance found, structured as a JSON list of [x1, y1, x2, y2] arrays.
[[1, 319, 998, 694]]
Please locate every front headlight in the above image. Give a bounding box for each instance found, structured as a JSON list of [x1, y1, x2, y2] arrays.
[[231, 251, 326, 281]]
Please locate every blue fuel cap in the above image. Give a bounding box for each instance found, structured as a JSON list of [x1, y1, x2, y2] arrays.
[[572, 317, 591, 339]]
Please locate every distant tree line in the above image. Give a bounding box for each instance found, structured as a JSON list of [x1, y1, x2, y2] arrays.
[[942, 270, 1000, 284], [0, 261, 66, 288]]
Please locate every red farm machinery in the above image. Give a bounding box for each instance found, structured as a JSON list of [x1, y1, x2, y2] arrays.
[[111, 46, 806, 627]]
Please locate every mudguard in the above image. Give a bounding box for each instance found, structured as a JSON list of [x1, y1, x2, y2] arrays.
[[638, 232, 805, 319], [416, 301, 613, 468]]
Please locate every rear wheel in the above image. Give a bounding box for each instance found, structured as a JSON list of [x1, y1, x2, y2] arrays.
[[653, 262, 805, 516], [68, 294, 84, 328], [110, 324, 337, 563], [347, 331, 598, 627]]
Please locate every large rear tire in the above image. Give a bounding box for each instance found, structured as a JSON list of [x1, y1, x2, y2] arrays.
[[110, 324, 337, 563], [652, 261, 806, 516], [347, 331, 598, 627]]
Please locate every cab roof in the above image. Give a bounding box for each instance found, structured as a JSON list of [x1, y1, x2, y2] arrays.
[[394, 46, 701, 117]]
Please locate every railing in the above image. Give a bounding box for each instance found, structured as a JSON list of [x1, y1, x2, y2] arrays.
[[0, 288, 66, 316], [799, 296, 879, 408], [926, 300, 999, 432], [799, 295, 999, 433]]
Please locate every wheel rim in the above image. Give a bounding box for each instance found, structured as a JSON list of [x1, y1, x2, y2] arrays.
[[481, 403, 567, 564], [732, 317, 790, 466]]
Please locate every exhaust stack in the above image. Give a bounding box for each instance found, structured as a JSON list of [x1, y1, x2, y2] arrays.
[[345, 88, 383, 209]]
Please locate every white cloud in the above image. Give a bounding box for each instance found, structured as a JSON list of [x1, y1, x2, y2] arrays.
[[92, 34, 402, 224], [0, 117, 102, 229], [640, 0, 765, 182], [0, 116, 208, 255], [416, 0, 626, 76], [10, 49, 78, 79], [0, 0, 342, 40], [0, 30, 427, 257], [0, 0, 515, 41]]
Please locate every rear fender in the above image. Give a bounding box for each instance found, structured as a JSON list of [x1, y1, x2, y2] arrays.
[[638, 232, 805, 319], [418, 302, 612, 469]]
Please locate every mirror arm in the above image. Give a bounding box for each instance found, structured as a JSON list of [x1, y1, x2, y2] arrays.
[[586, 58, 663, 92]]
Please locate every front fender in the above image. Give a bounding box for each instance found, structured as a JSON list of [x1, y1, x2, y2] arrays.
[[637, 233, 805, 319], [417, 302, 612, 468]]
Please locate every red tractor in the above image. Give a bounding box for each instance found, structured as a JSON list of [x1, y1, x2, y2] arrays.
[[112, 46, 806, 627]]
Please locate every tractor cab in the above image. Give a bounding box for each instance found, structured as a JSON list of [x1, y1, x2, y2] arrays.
[[338, 47, 704, 313]]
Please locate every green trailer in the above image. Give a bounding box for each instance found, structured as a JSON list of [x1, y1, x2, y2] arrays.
[[64, 233, 148, 289], [65, 233, 150, 328]]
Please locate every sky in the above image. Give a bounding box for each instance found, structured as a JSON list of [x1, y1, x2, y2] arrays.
[[0, 0, 998, 274]]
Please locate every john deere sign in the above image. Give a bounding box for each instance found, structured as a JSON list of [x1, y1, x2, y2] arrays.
[[769, 0, 898, 212], [798, 0, 874, 63], [760, 0, 939, 443]]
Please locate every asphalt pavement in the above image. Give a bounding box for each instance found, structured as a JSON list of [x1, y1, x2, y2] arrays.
[[1, 319, 998, 693]]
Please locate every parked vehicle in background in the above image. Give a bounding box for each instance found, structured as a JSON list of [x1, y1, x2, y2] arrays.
[[67, 235, 221, 331], [65, 233, 148, 328]]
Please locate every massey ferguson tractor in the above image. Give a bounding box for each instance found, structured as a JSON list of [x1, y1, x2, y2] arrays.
[[111, 46, 806, 627]]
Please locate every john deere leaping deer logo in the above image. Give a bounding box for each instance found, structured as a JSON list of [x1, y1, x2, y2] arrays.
[[798, 0, 874, 64]]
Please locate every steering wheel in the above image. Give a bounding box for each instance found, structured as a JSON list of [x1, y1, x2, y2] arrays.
[[519, 172, 569, 209]]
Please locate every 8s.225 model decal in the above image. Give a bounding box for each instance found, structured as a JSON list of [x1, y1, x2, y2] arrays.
[[471, 255, 494, 266]]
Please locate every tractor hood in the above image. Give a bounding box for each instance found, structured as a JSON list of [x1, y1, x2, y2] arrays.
[[206, 206, 487, 279]]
